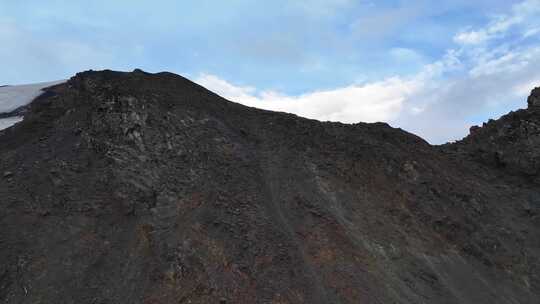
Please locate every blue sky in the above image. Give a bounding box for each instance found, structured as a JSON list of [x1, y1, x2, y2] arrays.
[[2, 0, 540, 143]]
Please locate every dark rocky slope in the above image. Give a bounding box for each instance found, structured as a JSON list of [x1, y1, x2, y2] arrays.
[[0, 69, 539, 303], [446, 88, 540, 183]]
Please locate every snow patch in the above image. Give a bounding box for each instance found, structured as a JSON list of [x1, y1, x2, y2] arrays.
[[0, 116, 23, 131], [0, 80, 65, 113]]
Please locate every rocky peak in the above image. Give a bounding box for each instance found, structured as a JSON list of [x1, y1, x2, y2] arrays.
[[528, 87, 540, 108], [446, 88, 540, 182]]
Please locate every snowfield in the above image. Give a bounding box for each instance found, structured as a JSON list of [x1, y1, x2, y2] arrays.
[[0, 80, 64, 130], [0, 116, 23, 131]]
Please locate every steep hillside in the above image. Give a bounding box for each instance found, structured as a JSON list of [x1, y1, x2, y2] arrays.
[[445, 88, 540, 184], [0, 69, 538, 303]]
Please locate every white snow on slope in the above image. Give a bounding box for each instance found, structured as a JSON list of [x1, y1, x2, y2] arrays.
[[0, 116, 23, 131], [0, 80, 65, 131], [0, 80, 64, 112]]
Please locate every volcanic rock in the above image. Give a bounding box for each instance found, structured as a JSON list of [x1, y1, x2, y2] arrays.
[[0, 70, 539, 303], [528, 87, 540, 108]]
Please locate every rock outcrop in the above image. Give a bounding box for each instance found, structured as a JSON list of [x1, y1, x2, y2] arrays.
[[528, 87, 540, 108], [447, 90, 540, 182], [0, 70, 539, 303]]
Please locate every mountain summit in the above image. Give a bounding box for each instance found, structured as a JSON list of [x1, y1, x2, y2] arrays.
[[1, 69, 539, 303]]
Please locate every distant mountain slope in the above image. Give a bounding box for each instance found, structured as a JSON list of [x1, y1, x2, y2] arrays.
[[0, 81, 65, 130], [0, 69, 538, 304], [0, 81, 65, 112]]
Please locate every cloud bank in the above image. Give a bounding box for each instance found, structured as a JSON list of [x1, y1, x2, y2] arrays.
[[196, 0, 540, 144]]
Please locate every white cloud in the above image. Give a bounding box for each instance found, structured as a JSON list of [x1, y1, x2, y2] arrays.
[[454, 31, 490, 45], [196, 74, 256, 100], [0, 116, 23, 131], [524, 27, 540, 38], [388, 48, 426, 68], [195, 40, 540, 144], [513, 77, 540, 96], [197, 74, 420, 123], [454, 0, 540, 45], [469, 52, 522, 77], [195, 1, 540, 144]]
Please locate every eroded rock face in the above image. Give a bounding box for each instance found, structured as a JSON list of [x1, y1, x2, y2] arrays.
[[448, 93, 540, 180], [0, 70, 539, 304], [528, 87, 540, 108]]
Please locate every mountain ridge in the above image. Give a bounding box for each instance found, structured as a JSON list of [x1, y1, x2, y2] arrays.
[[0, 69, 539, 303]]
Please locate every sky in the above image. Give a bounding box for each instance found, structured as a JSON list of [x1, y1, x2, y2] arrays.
[[2, 0, 540, 143]]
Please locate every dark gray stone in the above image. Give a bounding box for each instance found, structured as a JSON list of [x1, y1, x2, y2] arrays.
[[0, 69, 538, 303]]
